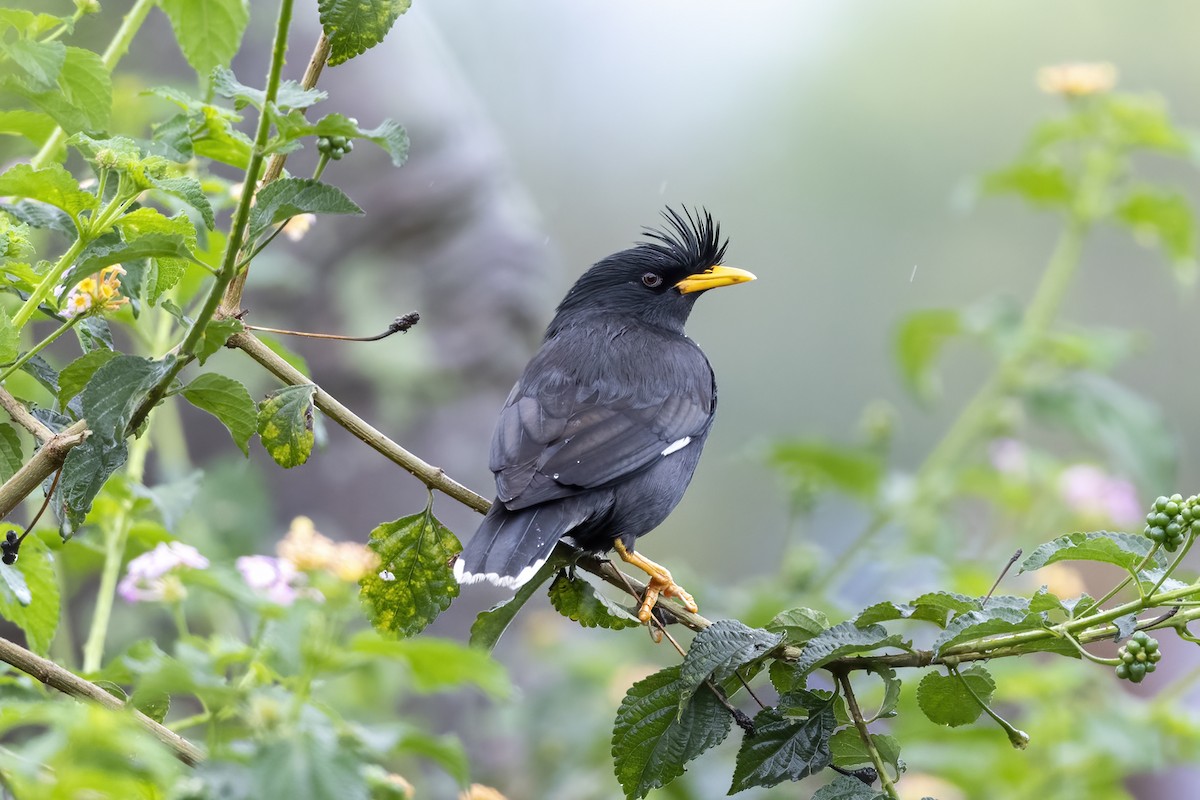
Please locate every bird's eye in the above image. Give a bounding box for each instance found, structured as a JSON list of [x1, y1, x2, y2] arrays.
[[641, 272, 663, 288]]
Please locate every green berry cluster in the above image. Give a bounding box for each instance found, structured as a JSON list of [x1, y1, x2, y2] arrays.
[[317, 135, 354, 160], [1143, 494, 1200, 552], [1114, 631, 1162, 683]]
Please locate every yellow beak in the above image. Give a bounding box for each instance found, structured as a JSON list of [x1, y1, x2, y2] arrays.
[[674, 265, 757, 295]]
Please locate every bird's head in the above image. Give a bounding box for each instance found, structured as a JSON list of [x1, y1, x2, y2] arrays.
[[550, 208, 756, 334]]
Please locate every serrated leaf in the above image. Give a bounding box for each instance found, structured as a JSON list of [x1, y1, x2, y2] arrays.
[[80, 354, 174, 440], [57, 436, 127, 537], [766, 607, 828, 645], [916, 666, 995, 727], [74, 317, 114, 353], [149, 176, 215, 230], [678, 620, 781, 714], [58, 349, 120, 406], [729, 706, 835, 794], [196, 318, 244, 365], [857, 592, 978, 628], [312, 114, 409, 166], [468, 556, 562, 651], [829, 728, 902, 777], [547, 571, 640, 630], [257, 384, 316, 468], [182, 373, 256, 455], [866, 664, 901, 721], [20, 353, 58, 396], [0, 10, 65, 39], [246, 178, 362, 242], [894, 308, 962, 403], [811, 775, 890, 800], [360, 508, 461, 639], [1117, 188, 1197, 284], [0, 533, 59, 654], [14, 46, 110, 133], [1020, 530, 1164, 575], [0, 162, 96, 221], [933, 606, 1037, 654], [161, 0, 249, 80], [4, 38, 65, 92], [612, 665, 731, 800], [1, 199, 75, 236], [212, 66, 327, 112], [251, 729, 369, 800], [0, 424, 21, 483], [318, 0, 411, 66], [1112, 612, 1139, 643], [793, 621, 905, 678], [767, 440, 882, 500]]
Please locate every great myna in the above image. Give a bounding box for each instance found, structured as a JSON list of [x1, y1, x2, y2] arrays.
[[454, 208, 755, 621]]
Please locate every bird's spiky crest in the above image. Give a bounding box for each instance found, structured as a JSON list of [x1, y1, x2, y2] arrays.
[[640, 207, 728, 271]]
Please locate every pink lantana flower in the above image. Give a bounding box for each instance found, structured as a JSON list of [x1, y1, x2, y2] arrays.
[[118, 542, 209, 603]]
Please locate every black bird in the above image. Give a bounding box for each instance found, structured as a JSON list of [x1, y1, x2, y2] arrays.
[[454, 209, 755, 621]]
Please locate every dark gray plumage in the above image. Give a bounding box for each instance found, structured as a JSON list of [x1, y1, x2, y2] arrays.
[[454, 209, 754, 612]]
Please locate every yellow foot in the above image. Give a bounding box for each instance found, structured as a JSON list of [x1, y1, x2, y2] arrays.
[[612, 539, 699, 623]]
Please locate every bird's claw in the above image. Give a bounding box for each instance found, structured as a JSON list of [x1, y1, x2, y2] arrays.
[[636, 570, 698, 623]]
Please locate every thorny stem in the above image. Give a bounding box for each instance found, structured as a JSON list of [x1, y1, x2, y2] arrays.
[[30, 0, 158, 169], [835, 671, 900, 799]]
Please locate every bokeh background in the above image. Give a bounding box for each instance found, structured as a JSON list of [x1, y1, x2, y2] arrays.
[[29, 1, 1200, 797]]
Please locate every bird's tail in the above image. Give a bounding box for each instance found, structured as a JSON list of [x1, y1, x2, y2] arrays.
[[454, 502, 574, 590]]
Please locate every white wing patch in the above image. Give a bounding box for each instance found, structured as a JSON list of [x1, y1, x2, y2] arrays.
[[453, 556, 547, 590], [661, 436, 692, 457]]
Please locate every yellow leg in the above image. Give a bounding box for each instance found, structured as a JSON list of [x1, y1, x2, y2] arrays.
[[612, 540, 699, 622]]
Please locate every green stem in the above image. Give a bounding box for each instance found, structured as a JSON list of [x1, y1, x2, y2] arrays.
[[1060, 631, 1122, 666], [126, 0, 295, 437], [950, 666, 1030, 749], [30, 0, 158, 169], [835, 672, 900, 799], [1091, 543, 1161, 610], [0, 314, 83, 385], [80, 422, 153, 673], [1149, 535, 1196, 597], [10, 236, 88, 329]]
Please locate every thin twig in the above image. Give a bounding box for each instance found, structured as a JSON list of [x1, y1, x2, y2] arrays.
[[243, 312, 420, 342], [835, 671, 899, 798], [0, 388, 55, 442], [981, 549, 1023, 608], [0, 635, 204, 766]]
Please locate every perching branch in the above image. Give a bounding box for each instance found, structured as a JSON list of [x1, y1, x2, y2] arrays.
[[0, 419, 88, 522], [0, 635, 204, 766], [0, 387, 55, 442]]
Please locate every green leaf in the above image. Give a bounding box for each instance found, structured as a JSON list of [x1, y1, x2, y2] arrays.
[[160, 0, 250, 80], [982, 161, 1072, 206], [1117, 188, 1197, 284], [247, 178, 362, 241], [149, 176, 215, 230], [14, 46, 111, 133], [4, 38, 65, 92], [251, 729, 368, 800], [467, 553, 566, 651], [829, 728, 902, 776], [57, 437, 126, 537], [257, 384, 316, 468], [1, 199, 75, 236], [811, 775, 890, 800], [678, 620, 781, 713], [0, 162, 97, 220], [765, 606, 829, 646], [318, 0, 411, 66], [916, 666, 995, 727], [767, 440, 882, 500], [1020, 530, 1164, 575], [792, 621, 905, 678], [0, 9, 65, 38], [196, 318, 244, 365], [0, 109, 58, 149], [0, 308, 17, 364], [58, 349, 120, 406], [0, 424, 21, 483], [894, 308, 962, 403], [547, 571, 640, 630], [360, 508, 462, 638], [932, 606, 1038, 654], [182, 373, 257, 455], [1105, 95, 1188, 153], [80, 355, 174, 440], [870, 665, 902, 720], [729, 706, 835, 794], [211, 66, 327, 112], [0, 533, 59, 654], [611, 665, 732, 800], [348, 633, 509, 697], [75, 317, 113, 353], [312, 114, 409, 166], [1025, 372, 1174, 491], [856, 592, 979, 628]]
